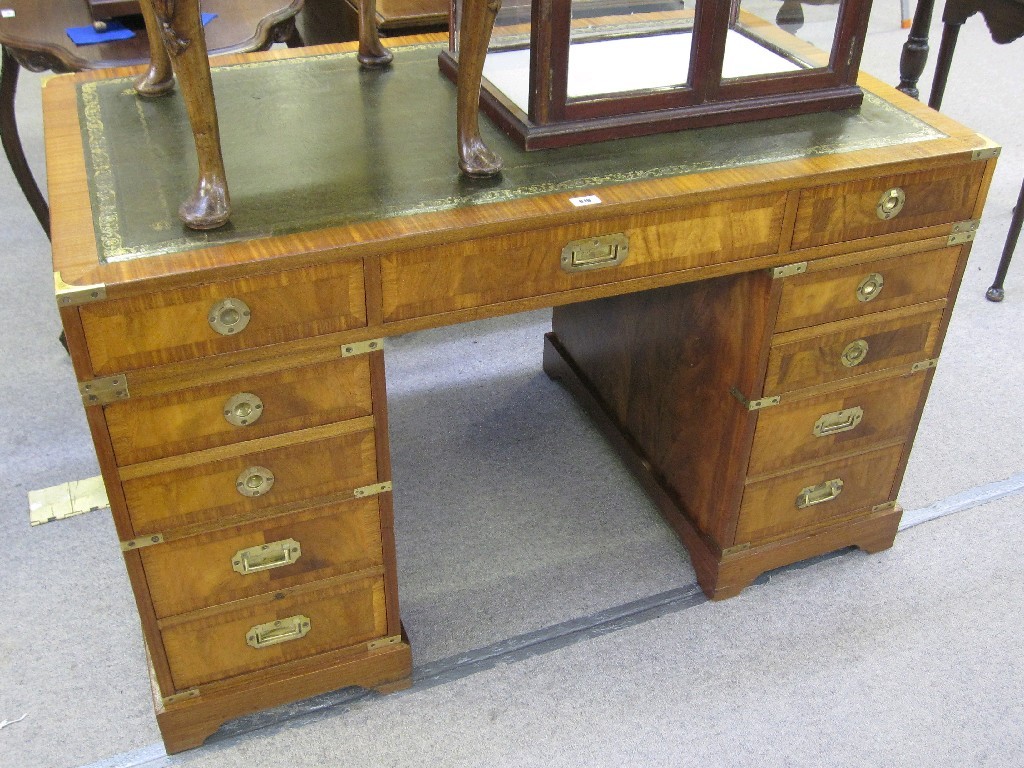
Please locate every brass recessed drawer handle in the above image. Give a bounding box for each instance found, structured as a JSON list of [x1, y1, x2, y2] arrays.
[[223, 392, 264, 427], [876, 188, 906, 220], [856, 272, 884, 302], [208, 297, 251, 335], [840, 339, 869, 368], [232, 538, 301, 575], [236, 466, 275, 498], [246, 615, 310, 649], [560, 233, 630, 272], [796, 478, 844, 509], [813, 406, 864, 437]]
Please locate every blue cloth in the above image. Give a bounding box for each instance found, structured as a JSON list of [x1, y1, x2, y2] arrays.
[[66, 12, 217, 47]]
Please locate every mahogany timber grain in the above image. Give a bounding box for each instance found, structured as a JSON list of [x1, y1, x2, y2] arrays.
[[141, 496, 385, 618], [746, 372, 928, 478], [550, 272, 780, 545], [120, 423, 379, 534], [774, 245, 962, 332], [105, 354, 373, 465], [160, 574, 388, 689]]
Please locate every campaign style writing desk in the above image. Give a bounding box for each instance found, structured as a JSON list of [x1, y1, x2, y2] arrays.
[[44, 39, 996, 753]]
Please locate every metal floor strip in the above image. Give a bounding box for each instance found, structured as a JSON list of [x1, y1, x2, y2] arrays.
[[76, 472, 1024, 768]]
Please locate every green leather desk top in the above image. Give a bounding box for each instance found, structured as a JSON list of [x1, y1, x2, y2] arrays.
[[76, 44, 944, 264]]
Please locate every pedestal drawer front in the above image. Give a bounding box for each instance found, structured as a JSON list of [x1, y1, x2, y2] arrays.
[[79, 261, 367, 376], [736, 444, 904, 545], [120, 421, 379, 535], [748, 373, 928, 477], [160, 574, 387, 690], [774, 246, 961, 333], [764, 303, 944, 394], [381, 193, 785, 322], [791, 162, 984, 249], [142, 497, 385, 618], [106, 355, 373, 465]]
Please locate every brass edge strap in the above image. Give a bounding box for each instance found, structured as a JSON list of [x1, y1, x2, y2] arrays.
[[79, 374, 130, 406], [341, 338, 385, 357], [367, 635, 403, 651], [948, 219, 980, 246], [121, 533, 165, 551], [971, 147, 1000, 161], [54, 272, 106, 307], [770, 262, 808, 279], [354, 481, 393, 498], [911, 358, 939, 373], [162, 689, 200, 706], [729, 387, 781, 411]]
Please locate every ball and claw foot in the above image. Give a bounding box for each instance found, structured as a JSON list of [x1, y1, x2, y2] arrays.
[[179, 180, 231, 230], [986, 285, 1005, 302], [459, 138, 503, 178]]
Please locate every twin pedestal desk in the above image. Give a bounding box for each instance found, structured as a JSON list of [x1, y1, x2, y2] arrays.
[[44, 40, 996, 753]]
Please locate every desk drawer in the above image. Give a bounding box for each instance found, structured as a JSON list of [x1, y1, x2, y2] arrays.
[[381, 193, 785, 322], [142, 497, 385, 618], [160, 574, 387, 690], [764, 303, 944, 394], [791, 163, 983, 250], [748, 373, 928, 477], [79, 261, 367, 375], [736, 443, 903, 545], [774, 246, 961, 333], [120, 421, 380, 535], [106, 355, 373, 466]]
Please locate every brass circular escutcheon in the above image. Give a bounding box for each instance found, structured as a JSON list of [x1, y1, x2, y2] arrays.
[[236, 466, 275, 498], [208, 297, 252, 336], [223, 392, 264, 427], [856, 272, 885, 302], [840, 339, 870, 368], [875, 188, 906, 220]]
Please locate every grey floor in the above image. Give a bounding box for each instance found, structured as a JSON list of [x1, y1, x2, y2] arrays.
[[2, 6, 1023, 768]]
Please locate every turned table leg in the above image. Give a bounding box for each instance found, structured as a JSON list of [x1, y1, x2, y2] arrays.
[[456, 0, 503, 177], [151, 0, 230, 230], [897, 0, 936, 99], [1, 47, 50, 236]]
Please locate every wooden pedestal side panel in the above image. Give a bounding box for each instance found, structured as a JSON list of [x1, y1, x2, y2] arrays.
[[764, 302, 945, 394], [78, 261, 367, 376], [142, 497, 385, 618], [747, 372, 929, 477], [550, 272, 778, 543], [735, 443, 904, 545], [381, 193, 785, 322], [791, 163, 985, 249], [106, 355, 373, 465], [774, 246, 962, 332], [159, 574, 388, 690], [120, 422, 379, 535]]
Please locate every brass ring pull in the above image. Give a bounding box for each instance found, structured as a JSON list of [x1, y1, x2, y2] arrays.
[[208, 297, 251, 336], [223, 392, 264, 427], [796, 478, 844, 509], [236, 466, 275, 498], [856, 272, 884, 302], [875, 188, 906, 220], [232, 539, 301, 575], [246, 615, 311, 649], [840, 339, 869, 368]]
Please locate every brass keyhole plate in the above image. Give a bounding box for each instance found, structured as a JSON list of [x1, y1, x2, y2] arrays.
[[224, 392, 264, 427], [236, 466, 275, 498], [209, 297, 252, 336]]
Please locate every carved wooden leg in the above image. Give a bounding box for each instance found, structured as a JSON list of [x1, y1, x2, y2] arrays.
[[152, 0, 230, 230], [356, 0, 393, 68], [456, 0, 503, 177], [896, 0, 936, 99], [0, 47, 50, 236], [135, 0, 175, 97]]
